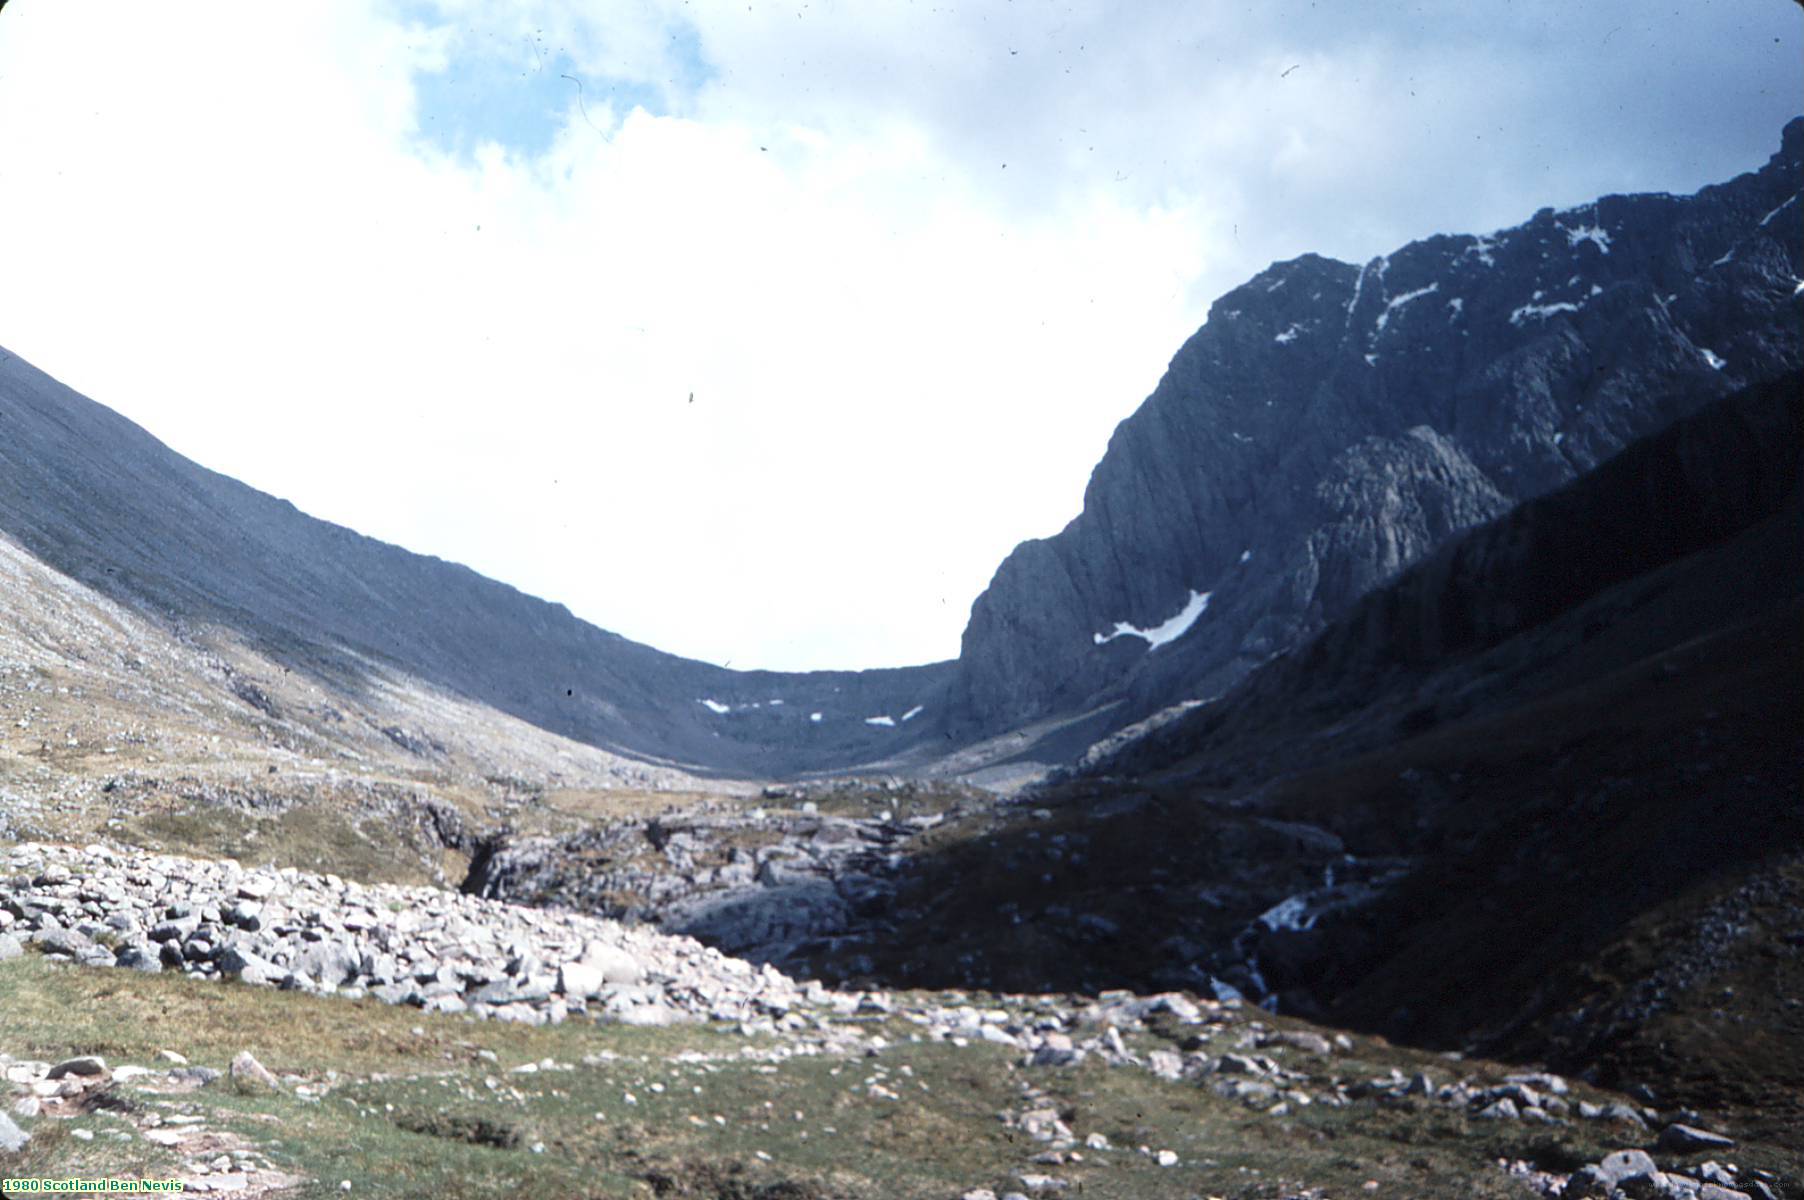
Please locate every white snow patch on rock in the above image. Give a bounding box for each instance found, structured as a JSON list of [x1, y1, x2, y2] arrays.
[[1274, 323, 1302, 344], [1759, 193, 1798, 227], [1094, 590, 1212, 651], [1562, 222, 1612, 253], [809, 712, 823, 723], [901, 705, 925, 722], [864, 715, 896, 728], [699, 699, 731, 715], [1509, 301, 1580, 326], [1374, 283, 1438, 332], [1700, 348, 1726, 371]]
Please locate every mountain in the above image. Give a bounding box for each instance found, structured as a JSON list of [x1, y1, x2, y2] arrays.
[[771, 369, 1802, 1145], [0, 349, 949, 780], [944, 118, 1804, 761], [0, 123, 1797, 791]]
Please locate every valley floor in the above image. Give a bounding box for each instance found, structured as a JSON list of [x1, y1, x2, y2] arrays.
[[5, 938, 1796, 1199]]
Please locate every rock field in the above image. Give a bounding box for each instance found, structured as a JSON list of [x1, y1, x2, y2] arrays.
[[4, 837, 1788, 1198], [0, 841, 822, 1029]]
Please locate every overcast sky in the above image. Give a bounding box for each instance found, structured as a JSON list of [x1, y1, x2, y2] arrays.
[[0, 2, 1796, 671]]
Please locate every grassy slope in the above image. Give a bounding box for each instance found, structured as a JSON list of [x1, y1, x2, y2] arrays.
[[9, 952, 1773, 1199]]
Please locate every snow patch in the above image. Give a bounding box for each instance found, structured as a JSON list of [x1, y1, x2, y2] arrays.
[[864, 715, 896, 727], [1700, 348, 1726, 371], [768, 699, 783, 706], [1094, 589, 1213, 651], [1274, 323, 1302, 344], [1758, 193, 1798, 227], [1711, 249, 1734, 267], [1238, 549, 1252, 565], [1589, 284, 1604, 297], [699, 699, 731, 715], [1446, 297, 1464, 317], [1345, 259, 1374, 318], [901, 705, 925, 722], [809, 712, 823, 723], [1509, 301, 1580, 326], [1462, 234, 1497, 267], [1364, 353, 1378, 366], [1374, 283, 1439, 332], [1562, 222, 1612, 254]]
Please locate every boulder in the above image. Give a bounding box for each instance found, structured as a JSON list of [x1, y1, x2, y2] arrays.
[[581, 942, 644, 986], [1660, 1123, 1736, 1153], [1597, 1150, 1660, 1185], [558, 960, 606, 1000], [46, 1056, 107, 1080], [229, 1051, 281, 1095], [114, 942, 163, 972], [217, 943, 284, 986]]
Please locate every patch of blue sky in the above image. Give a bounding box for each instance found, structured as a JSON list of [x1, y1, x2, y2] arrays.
[[406, 15, 713, 162], [414, 44, 593, 159]]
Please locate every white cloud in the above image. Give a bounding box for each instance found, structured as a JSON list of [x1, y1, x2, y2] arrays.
[[0, 0, 1795, 670]]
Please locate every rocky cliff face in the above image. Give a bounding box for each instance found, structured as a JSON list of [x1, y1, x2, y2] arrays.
[[1074, 367, 1803, 786], [948, 119, 1804, 738]]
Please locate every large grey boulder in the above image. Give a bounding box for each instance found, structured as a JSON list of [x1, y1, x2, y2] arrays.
[[1660, 1123, 1736, 1153], [1597, 1150, 1660, 1185], [216, 944, 284, 987]]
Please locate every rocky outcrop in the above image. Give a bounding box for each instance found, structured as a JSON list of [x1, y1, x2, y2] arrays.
[[465, 782, 989, 977], [948, 119, 1804, 739]]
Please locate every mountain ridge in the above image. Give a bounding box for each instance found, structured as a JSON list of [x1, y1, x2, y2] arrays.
[[946, 117, 1803, 758], [0, 120, 1798, 784], [0, 347, 951, 777]]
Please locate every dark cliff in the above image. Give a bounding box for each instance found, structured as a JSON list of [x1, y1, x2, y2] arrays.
[[949, 118, 1804, 740], [1072, 367, 1803, 785]]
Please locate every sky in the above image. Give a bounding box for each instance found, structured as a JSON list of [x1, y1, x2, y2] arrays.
[[0, 1, 1796, 671]]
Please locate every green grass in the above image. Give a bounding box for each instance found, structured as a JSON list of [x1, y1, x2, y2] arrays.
[[4, 954, 1745, 1199]]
